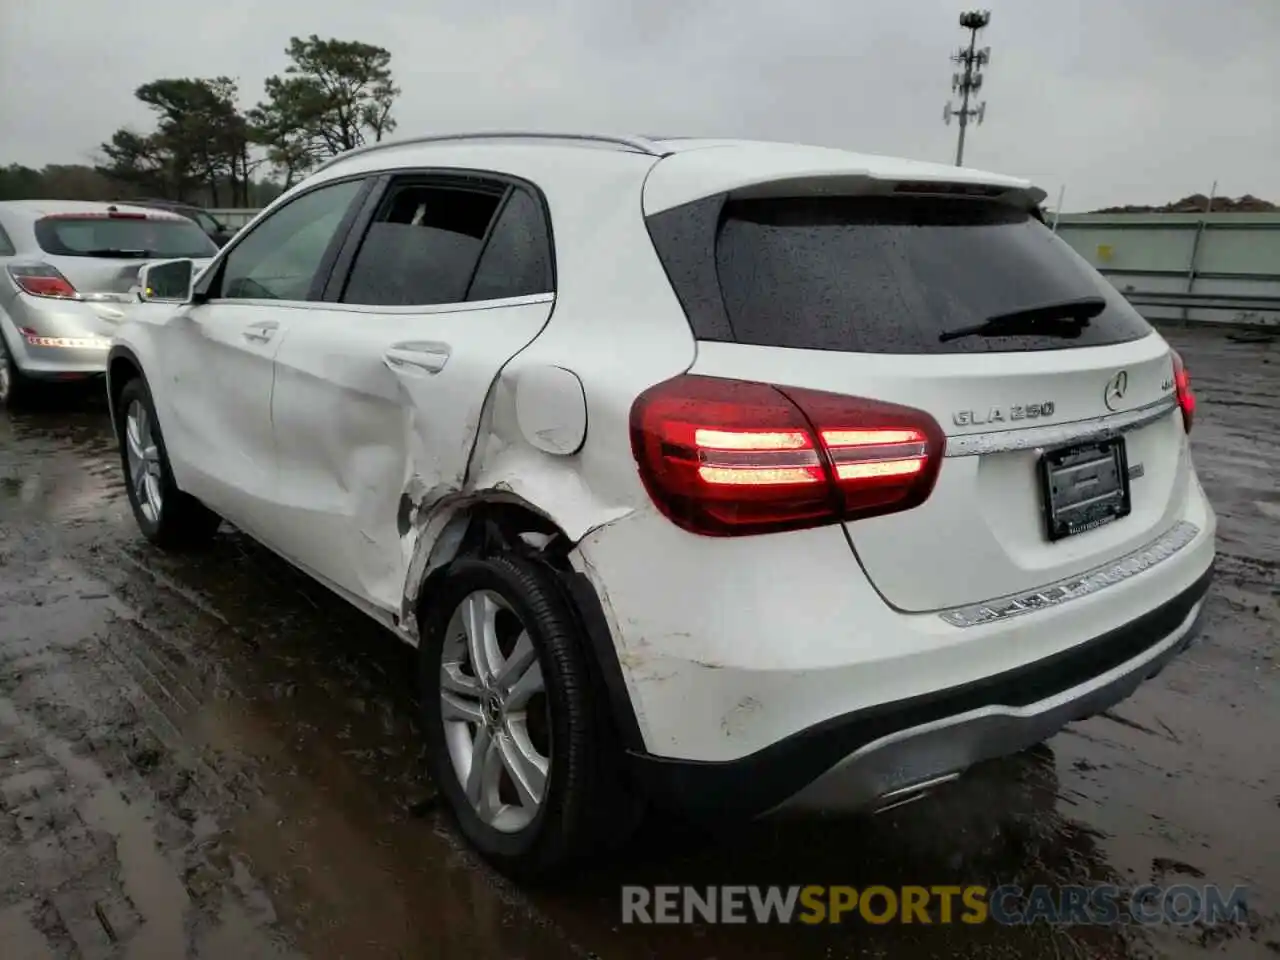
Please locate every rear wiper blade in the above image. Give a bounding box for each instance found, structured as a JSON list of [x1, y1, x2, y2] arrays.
[[938, 296, 1107, 343], [79, 248, 150, 259]]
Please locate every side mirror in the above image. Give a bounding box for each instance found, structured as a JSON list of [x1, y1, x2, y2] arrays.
[[137, 258, 195, 303]]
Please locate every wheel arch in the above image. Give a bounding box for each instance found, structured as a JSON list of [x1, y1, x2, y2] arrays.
[[106, 344, 144, 425], [409, 493, 645, 752]]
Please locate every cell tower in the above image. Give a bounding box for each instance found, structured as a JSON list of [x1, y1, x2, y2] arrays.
[[943, 10, 991, 167]]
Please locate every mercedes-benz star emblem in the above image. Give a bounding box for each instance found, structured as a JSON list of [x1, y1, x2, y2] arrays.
[[1104, 370, 1129, 411]]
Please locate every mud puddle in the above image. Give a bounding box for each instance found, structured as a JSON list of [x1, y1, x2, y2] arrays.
[[0, 328, 1275, 959]]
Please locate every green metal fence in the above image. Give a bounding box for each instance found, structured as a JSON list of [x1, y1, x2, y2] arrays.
[[1055, 212, 1280, 328]]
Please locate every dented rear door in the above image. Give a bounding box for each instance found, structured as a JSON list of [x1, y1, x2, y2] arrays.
[[265, 177, 556, 614]]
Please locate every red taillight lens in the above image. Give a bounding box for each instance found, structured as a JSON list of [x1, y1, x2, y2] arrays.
[[7, 264, 78, 299], [629, 374, 945, 536], [1171, 350, 1195, 433]]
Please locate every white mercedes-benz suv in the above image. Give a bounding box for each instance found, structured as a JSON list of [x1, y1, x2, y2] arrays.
[[107, 132, 1215, 878]]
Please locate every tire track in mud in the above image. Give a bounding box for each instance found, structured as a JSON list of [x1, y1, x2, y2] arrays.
[[0, 420, 586, 958], [0, 534, 299, 959]]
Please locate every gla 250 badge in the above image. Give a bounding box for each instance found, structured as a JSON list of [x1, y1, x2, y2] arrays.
[[953, 401, 1056, 427]]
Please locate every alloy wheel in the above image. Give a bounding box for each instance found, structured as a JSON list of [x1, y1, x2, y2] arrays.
[[124, 399, 164, 523], [440, 589, 551, 834]]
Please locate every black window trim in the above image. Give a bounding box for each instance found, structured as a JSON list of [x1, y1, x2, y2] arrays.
[[320, 166, 557, 307], [195, 173, 375, 305], [460, 184, 516, 301]]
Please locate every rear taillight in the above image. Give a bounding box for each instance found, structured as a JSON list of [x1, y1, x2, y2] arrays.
[[629, 375, 945, 536], [1171, 350, 1195, 433], [7, 264, 78, 299]]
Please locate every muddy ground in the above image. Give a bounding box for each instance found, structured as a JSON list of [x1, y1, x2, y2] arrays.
[[0, 326, 1276, 960]]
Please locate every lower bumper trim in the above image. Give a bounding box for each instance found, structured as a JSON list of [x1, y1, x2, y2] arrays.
[[627, 563, 1213, 821]]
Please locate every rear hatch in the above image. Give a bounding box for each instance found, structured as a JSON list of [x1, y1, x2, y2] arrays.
[[16, 209, 216, 330], [33, 208, 218, 294], [644, 173, 1191, 612]]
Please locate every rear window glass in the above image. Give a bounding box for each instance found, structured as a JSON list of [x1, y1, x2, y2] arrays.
[[34, 215, 218, 259], [649, 195, 1151, 354]]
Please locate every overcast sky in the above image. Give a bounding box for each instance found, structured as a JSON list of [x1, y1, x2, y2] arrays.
[[1, 0, 1275, 211]]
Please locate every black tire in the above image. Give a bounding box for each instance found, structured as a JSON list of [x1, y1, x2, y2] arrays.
[[115, 376, 220, 549], [0, 333, 33, 409], [419, 552, 640, 880]]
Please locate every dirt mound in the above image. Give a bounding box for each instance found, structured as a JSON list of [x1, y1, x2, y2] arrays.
[[1092, 193, 1277, 214]]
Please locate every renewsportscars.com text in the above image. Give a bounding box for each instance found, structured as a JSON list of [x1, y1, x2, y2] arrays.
[[620, 884, 1250, 926]]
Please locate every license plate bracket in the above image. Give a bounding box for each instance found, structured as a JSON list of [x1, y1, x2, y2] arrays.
[[1038, 436, 1132, 542]]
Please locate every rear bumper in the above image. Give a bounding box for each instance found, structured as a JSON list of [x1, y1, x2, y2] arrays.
[[2, 297, 113, 376], [572, 472, 1217, 765], [628, 563, 1212, 820], [13, 345, 109, 378]]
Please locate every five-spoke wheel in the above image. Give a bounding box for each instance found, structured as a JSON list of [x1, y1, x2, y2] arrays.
[[419, 552, 641, 878], [124, 398, 165, 523], [440, 589, 551, 833], [114, 377, 220, 548]]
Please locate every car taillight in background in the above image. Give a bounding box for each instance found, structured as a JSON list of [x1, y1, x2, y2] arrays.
[[1171, 350, 1196, 433], [7, 264, 78, 299], [630, 375, 945, 536]]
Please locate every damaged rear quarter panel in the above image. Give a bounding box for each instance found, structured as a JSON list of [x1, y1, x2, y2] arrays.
[[393, 160, 704, 735]]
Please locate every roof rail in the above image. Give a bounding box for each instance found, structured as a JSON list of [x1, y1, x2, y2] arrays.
[[311, 131, 669, 175]]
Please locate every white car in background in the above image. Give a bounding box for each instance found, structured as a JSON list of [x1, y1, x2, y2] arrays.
[[0, 200, 216, 406], [105, 132, 1215, 879]]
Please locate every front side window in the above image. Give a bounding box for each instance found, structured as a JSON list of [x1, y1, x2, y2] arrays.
[[341, 181, 505, 306], [220, 179, 364, 301]]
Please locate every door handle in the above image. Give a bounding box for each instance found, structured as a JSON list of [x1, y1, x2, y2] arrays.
[[242, 321, 278, 344], [384, 343, 451, 374]]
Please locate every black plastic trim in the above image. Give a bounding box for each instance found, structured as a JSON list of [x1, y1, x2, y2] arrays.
[[560, 570, 646, 753], [104, 343, 144, 440], [461, 185, 514, 300], [306, 177, 379, 302], [320, 174, 390, 302], [628, 564, 1214, 820], [644, 193, 735, 341]]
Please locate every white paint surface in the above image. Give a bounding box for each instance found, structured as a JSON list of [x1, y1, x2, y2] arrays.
[[514, 365, 587, 455]]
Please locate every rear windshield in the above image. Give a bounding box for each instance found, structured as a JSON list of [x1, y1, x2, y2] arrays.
[[647, 195, 1152, 354], [34, 215, 218, 259]]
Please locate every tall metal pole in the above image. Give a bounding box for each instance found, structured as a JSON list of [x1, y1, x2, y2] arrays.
[[1183, 180, 1218, 323], [955, 25, 977, 166], [944, 11, 991, 167]]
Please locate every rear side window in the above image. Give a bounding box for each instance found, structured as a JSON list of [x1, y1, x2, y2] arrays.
[[465, 188, 553, 301], [648, 195, 1151, 354], [341, 182, 504, 306], [190, 210, 221, 233], [0, 221, 14, 256], [34, 214, 217, 259]]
